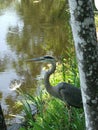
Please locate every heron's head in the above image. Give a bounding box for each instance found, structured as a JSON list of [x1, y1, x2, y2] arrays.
[[27, 56, 56, 64]]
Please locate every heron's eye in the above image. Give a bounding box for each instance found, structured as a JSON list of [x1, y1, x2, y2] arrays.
[[44, 56, 54, 60]]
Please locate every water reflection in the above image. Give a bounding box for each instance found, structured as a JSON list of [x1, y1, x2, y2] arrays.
[[0, 0, 73, 124]]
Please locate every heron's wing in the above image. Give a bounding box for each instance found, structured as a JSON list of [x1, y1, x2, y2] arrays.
[[58, 82, 82, 108]]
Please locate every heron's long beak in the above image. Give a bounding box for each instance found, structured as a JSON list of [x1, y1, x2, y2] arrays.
[[26, 57, 44, 62]]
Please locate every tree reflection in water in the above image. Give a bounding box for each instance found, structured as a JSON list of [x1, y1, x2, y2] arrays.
[[0, 0, 74, 124]]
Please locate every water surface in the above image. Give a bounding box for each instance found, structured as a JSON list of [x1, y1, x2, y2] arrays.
[[0, 0, 73, 124]]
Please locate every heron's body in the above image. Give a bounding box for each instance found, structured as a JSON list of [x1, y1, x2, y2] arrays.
[[47, 82, 82, 108], [27, 56, 82, 108]]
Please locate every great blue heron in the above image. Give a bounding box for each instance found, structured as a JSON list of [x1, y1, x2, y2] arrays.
[[27, 56, 82, 108]]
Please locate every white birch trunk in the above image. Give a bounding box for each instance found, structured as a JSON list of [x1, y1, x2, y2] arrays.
[[68, 0, 98, 130]]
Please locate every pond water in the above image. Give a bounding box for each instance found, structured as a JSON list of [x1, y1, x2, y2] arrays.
[[0, 0, 73, 124]]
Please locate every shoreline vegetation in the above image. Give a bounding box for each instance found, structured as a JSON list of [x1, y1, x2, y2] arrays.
[[19, 56, 85, 130]]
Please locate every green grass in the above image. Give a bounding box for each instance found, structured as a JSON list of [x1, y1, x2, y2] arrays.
[[19, 57, 85, 130]]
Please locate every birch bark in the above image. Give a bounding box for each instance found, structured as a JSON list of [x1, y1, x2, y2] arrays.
[[68, 0, 98, 129]]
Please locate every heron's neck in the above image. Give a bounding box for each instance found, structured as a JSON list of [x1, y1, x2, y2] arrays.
[[44, 62, 56, 92]]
